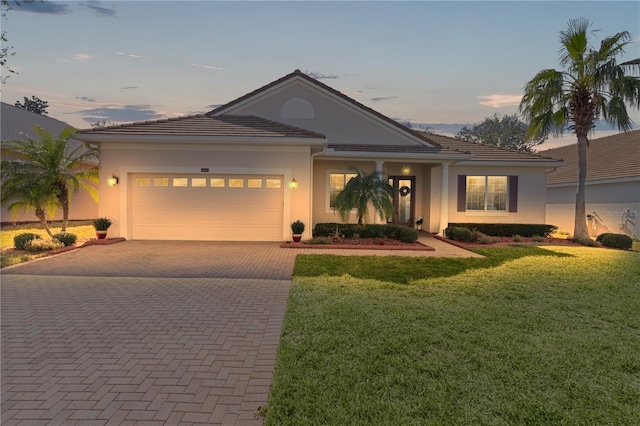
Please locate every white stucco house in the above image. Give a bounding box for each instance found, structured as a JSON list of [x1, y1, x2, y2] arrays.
[[74, 70, 563, 241], [1, 102, 99, 223], [542, 130, 640, 239]]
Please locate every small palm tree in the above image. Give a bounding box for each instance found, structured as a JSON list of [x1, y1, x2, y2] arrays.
[[1, 173, 58, 236], [519, 18, 640, 239], [333, 168, 393, 225], [1, 126, 99, 231]]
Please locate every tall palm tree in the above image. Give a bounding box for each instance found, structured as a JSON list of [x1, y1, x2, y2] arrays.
[[333, 168, 393, 225], [1, 126, 99, 231], [519, 18, 640, 240]]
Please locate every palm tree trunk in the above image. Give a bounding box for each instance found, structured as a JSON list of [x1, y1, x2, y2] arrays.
[[35, 208, 54, 237], [574, 135, 590, 239], [57, 185, 70, 232]]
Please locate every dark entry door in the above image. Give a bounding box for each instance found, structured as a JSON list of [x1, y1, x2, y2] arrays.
[[389, 176, 415, 226]]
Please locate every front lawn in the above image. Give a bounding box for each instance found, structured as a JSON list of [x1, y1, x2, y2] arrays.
[[266, 246, 640, 425]]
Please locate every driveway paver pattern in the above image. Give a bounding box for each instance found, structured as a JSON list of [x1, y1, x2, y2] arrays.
[[1, 238, 478, 425]]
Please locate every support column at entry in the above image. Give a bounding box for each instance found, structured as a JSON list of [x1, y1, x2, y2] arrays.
[[439, 163, 449, 236], [375, 161, 384, 224]]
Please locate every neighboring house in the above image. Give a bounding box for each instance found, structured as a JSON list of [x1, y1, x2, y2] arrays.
[[541, 130, 640, 239], [1, 102, 99, 223], [74, 70, 563, 241]]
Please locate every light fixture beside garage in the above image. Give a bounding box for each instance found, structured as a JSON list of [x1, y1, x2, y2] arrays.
[[289, 177, 298, 190], [107, 174, 119, 186]]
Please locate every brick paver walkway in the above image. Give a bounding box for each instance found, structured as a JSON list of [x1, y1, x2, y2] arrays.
[[1, 238, 477, 425]]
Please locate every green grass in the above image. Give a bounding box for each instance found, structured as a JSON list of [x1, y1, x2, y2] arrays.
[[293, 246, 572, 284], [1, 221, 95, 268], [266, 246, 640, 425]]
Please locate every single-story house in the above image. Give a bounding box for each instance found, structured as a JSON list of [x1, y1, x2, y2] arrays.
[[541, 130, 640, 239], [74, 70, 563, 241], [1, 102, 99, 223]]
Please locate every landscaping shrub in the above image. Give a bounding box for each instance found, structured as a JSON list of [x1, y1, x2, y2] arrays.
[[313, 223, 411, 240], [532, 235, 546, 242], [14, 233, 41, 250], [445, 226, 474, 242], [473, 230, 499, 244], [601, 233, 633, 250], [23, 238, 64, 252], [397, 227, 419, 243], [512, 234, 524, 242], [53, 232, 77, 247], [596, 233, 616, 243], [449, 223, 557, 237]]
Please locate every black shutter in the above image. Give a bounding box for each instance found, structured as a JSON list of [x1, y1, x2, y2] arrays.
[[457, 175, 466, 212], [508, 175, 518, 213]]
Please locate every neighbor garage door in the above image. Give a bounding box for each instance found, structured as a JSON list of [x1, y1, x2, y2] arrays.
[[130, 174, 284, 241]]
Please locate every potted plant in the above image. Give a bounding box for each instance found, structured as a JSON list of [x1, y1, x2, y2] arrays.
[[415, 216, 423, 231], [291, 220, 305, 242], [93, 217, 112, 239]]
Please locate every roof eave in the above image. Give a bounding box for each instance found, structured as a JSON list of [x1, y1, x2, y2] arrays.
[[453, 160, 567, 167], [318, 150, 472, 162], [73, 134, 327, 145]]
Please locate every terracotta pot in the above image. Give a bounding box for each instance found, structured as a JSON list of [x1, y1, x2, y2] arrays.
[[292, 234, 302, 242], [96, 231, 108, 240]]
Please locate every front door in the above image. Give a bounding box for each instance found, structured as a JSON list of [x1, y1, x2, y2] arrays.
[[389, 176, 415, 226]]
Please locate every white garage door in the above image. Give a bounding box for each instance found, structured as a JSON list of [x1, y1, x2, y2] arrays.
[[130, 174, 284, 241]]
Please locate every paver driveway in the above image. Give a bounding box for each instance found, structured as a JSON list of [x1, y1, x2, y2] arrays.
[[2, 242, 298, 425]]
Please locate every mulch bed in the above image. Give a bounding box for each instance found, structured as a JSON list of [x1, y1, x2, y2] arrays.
[[4, 238, 127, 257], [281, 238, 435, 251], [434, 235, 584, 249]]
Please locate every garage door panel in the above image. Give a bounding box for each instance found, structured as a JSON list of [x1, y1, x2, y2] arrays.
[[131, 174, 284, 241]]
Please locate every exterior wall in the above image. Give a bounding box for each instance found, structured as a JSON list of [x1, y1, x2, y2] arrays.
[[311, 160, 432, 231], [223, 81, 428, 147], [546, 180, 640, 238], [99, 142, 313, 240], [432, 165, 548, 230]]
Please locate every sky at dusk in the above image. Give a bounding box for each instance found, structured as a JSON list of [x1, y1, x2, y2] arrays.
[[2, 0, 639, 150]]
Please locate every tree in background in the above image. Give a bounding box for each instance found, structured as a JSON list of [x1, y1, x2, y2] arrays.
[[455, 113, 546, 153], [1, 126, 99, 232], [519, 18, 639, 240], [15, 96, 49, 115], [333, 168, 394, 225]]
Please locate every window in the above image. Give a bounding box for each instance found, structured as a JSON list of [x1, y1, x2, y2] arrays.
[[458, 175, 517, 212], [228, 178, 244, 188], [210, 178, 225, 188], [265, 179, 281, 189], [465, 176, 507, 211], [172, 178, 188, 187], [329, 172, 357, 208], [135, 177, 151, 187], [191, 178, 207, 187], [247, 178, 262, 188], [154, 177, 169, 187]]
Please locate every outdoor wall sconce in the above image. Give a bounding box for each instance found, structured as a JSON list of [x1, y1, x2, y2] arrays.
[[107, 174, 119, 186], [402, 165, 411, 175], [289, 177, 298, 190]]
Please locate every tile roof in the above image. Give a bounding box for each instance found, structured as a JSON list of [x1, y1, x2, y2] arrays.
[[77, 114, 325, 139], [328, 144, 448, 154], [539, 130, 640, 184], [419, 132, 562, 163]]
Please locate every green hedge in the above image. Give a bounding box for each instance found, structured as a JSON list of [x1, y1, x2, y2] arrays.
[[14, 233, 41, 250], [596, 233, 616, 243], [53, 232, 78, 247], [444, 226, 474, 242], [448, 223, 557, 237], [600, 234, 632, 250], [313, 223, 418, 243]]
